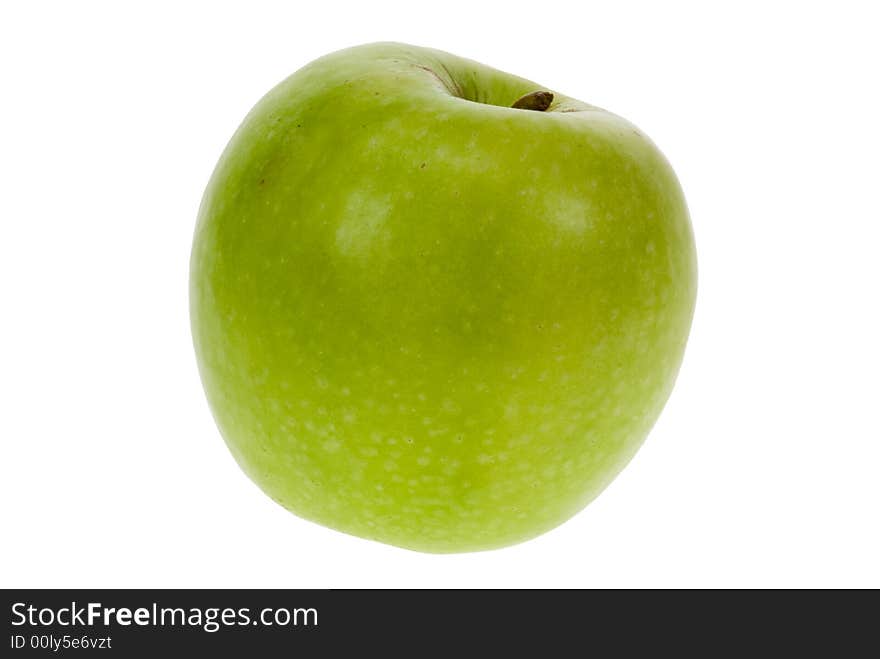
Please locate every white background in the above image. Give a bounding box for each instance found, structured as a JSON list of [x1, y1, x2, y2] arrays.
[[2, 1, 878, 588]]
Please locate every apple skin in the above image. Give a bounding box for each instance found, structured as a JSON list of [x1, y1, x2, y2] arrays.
[[190, 42, 697, 553]]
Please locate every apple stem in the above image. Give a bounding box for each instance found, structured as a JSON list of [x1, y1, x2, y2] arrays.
[[511, 91, 554, 111]]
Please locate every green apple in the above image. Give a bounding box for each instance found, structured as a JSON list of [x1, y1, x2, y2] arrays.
[[190, 42, 697, 552]]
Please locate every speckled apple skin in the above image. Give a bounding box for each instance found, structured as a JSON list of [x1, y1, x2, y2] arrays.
[[190, 42, 697, 553]]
